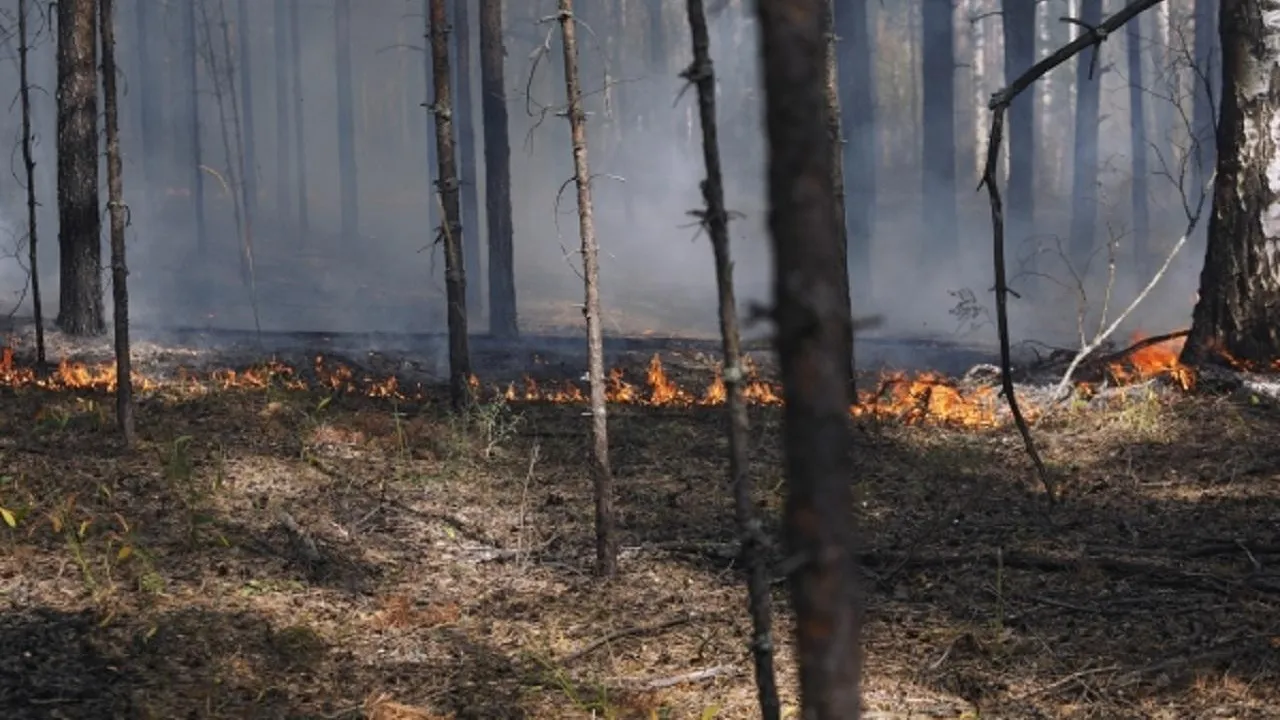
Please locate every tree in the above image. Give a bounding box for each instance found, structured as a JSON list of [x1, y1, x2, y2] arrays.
[[756, 0, 862, 715], [336, 0, 359, 242], [1003, 0, 1036, 273], [18, 0, 45, 364], [821, 0, 855, 389], [1127, 11, 1151, 282], [454, 0, 484, 319], [559, 0, 616, 578], [429, 0, 473, 410], [834, 0, 874, 307], [101, 0, 135, 446], [183, 0, 209, 257], [1192, 0, 1218, 193], [480, 0, 518, 338], [237, 0, 259, 225], [922, 0, 957, 258], [55, 0, 105, 336], [1182, 0, 1280, 365], [1068, 0, 1103, 270], [683, 2, 781, 716]]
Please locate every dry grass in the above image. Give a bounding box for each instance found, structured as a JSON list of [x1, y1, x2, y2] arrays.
[[1, 369, 1279, 719]]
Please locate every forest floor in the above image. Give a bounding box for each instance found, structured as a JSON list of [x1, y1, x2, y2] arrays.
[[1, 341, 1279, 719]]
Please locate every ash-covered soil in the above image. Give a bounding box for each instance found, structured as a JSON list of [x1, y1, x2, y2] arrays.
[[2, 329, 1279, 718]]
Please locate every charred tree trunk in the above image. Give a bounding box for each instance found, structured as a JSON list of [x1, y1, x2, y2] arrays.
[[336, 0, 359, 242], [1127, 15, 1151, 282], [480, 0, 517, 338], [1182, 0, 1280, 365], [755, 0, 863, 716], [101, 0, 135, 446], [1192, 0, 1218, 193], [834, 0, 874, 308], [454, 0, 485, 320], [821, 0, 855, 388], [429, 0, 473, 410], [275, 0, 291, 223], [18, 0, 45, 364], [922, 0, 958, 258], [1003, 0, 1036, 273], [1068, 0, 1103, 270], [183, 0, 208, 257], [684, 4, 781, 716], [559, 0, 617, 579], [55, 0, 104, 336], [236, 0, 259, 224], [290, 0, 310, 239]]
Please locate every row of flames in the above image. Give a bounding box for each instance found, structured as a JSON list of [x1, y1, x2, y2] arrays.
[[0, 334, 1193, 429]]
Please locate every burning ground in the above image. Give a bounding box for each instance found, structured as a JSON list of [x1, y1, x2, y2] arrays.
[[2, 328, 1279, 718]]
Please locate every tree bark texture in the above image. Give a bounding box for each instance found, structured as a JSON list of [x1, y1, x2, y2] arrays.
[[454, 0, 485, 319], [684, 4, 781, 717], [480, 0, 518, 338], [336, 0, 359, 241], [429, 0, 473, 410], [922, 0, 958, 258], [821, 0, 855, 389], [101, 0, 135, 446], [834, 0, 874, 307], [1068, 0, 1103, 270], [558, 0, 617, 579], [1183, 0, 1280, 365], [56, 0, 104, 336], [1003, 0, 1036, 270], [755, 0, 863, 717]]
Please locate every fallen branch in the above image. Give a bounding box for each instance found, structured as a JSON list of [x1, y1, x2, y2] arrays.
[[1094, 329, 1189, 367], [614, 664, 739, 690], [561, 614, 697, 665]]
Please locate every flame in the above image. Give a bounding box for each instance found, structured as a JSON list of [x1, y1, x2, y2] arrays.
[[1107, 332, 1194, 390]]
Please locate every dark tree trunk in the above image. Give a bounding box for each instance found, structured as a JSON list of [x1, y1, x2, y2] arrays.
[[454, 0, 484, 319], [684, 4, 781, 716], [1068, 0, 1103, 270], [101, 0, 135, 446], [56, 0, 104, 336], [336, 0, 359, 242], [921, 0, 957, 258], [755, 0, 863, 716], [1182, 0, 1280, 365], [290, 0, 310, 239], [1127, 14, 1151, 282], [424, 0, 438, 237], [834, 0, 874, 307], [822, 0, 855, 389], [429, 0, 473, 410], [237, 0, 259, 224], [480, 0, 517, 338], [183, 0, 208, 257], [1192, 0, 1218, 193], [1003, 0, 1036, 272], [275, 0, 291, 224], [18, 0, 45, 364], [559, 0, 616, 579]]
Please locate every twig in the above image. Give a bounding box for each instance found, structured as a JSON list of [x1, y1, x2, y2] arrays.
[[1012, 664, 1120, 701], [614, 664, 739, 690], [561, 614, 697, 665]]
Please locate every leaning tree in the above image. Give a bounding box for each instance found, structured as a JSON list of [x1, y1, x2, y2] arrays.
[[1181, 0, 1280, 365]]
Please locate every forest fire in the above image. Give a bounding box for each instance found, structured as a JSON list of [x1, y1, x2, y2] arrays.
[[0, 338, 1208, 430]]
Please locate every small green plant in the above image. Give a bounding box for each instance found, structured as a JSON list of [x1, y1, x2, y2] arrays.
[[462, 393, 522, 460]]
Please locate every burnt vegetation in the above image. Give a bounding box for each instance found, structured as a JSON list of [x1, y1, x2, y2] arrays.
[[4, 1, 1280, 718]]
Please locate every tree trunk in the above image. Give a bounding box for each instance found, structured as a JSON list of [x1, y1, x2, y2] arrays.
[[558, 0, 616, 579], [236, 0, 259, 224], [290, 0, 310, 239], [1127, 13, 1151, 282], [425, 0, 439, 238], [480, 0, 517, 338], [1003, 0, 1035, 273], [18, 0, 45, 365], [335, 0, 359, 242], [755, 0, 863, 716], [1192, 0, 1218, 193], [1068, 0, 1103, 270], [922, 0, 957, 258], [684, 4, 781, 716], [454, 0, 485, 319], [1182, 0, 1280, 365], [101, 0, 135, 446], [834, 0, 874, 308], [429, 0, 473, 410], [275, 0, 291, 224], [55, 0, 104, 336], [183, 0, 208, 258], [822, 0, 855, 389]]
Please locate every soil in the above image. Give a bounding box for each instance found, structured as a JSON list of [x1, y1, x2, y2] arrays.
[[1, 334, 1279, 719]]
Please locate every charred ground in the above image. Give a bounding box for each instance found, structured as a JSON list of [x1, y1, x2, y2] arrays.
[[1, 329, 1279, 718]]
